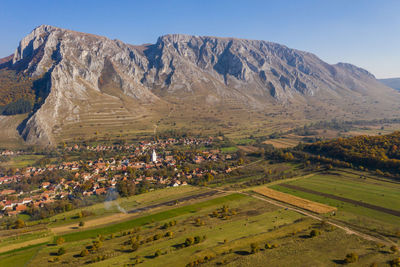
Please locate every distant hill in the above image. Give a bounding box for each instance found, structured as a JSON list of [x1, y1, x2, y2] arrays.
[[1, 25, 400, 147], [379, 78, 400, 91]]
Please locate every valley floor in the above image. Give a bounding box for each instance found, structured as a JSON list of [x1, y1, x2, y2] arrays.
[[0, 168, 399, 267]]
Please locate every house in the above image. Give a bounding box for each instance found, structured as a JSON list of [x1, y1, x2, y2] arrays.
[[15, 204, 27, 212], [22, 198, 32, 204], [41, 182, 50, 189], [0, 189, 16, 195], [95, 188, 107, 195]]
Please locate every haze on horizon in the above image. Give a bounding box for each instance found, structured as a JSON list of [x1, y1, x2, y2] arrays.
[[1, 0, 399, 78]]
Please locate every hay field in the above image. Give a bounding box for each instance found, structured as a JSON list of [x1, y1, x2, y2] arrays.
[[253, 187, 337, 214]]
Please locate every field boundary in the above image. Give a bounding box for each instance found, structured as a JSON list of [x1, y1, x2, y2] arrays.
[[253, 187, 336, 214]]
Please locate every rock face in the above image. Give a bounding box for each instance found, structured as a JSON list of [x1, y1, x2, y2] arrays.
[[4, 25, 400, 146]]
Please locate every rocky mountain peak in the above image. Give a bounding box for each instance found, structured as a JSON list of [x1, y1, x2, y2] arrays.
[[1, 25, 399, 146]]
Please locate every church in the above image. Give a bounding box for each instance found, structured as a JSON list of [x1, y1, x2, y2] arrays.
[[152, 149, 157, 163]]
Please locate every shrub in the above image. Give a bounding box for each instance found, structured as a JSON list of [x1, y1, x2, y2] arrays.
[[80, 249, 89, 257], [185, 237, 195, 247], [154, 250, 162, 257], [390, 257, 400, 266], [57, 247, 66, 256], [165, 231, 174, 237], [265, 243, 272, 249], [131, 242, 139, 252], [194, 236, 202, 244], [92, 240, 103, 251], [345, 252, 358, 263], [310, 229, 321, 237], [153, 233, 162, 240], [56, 237, 65, 245], [250, 243, 260, 254], [79, 221, 85, 227], [391, 246, 399, 254]]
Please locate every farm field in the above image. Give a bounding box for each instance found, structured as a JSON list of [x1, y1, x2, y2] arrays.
[[1, 190, 396, 267], [252, 187, 337, 214], [0, 186, 217, 254], [46, 185, 211, 228], [269, 171, 400, 237], [0, 154, 45, 168]]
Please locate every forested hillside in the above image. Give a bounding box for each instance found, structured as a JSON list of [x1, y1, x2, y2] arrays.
[[0, 68, 35, 115], [304, 131, 400, 175]]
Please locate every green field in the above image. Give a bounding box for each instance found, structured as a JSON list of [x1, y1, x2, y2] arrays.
[[269, 171, 400, 235], [46, 185, 208, 227], [1, 183, 399, 266], [278, 173, 400, 210], [0, 243, 44, 267], [60, 194, 247, 242], [1, 167, 400, 267], [0, 154, 45, 168]]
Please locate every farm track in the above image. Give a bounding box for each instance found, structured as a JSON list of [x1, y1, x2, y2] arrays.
[[280, 183, 400, 217]]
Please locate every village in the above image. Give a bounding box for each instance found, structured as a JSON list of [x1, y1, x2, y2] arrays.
[[0, 137, 236, 218]]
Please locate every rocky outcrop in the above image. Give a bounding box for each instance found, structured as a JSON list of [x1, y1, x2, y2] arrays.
[[6, 25, 400, 146]]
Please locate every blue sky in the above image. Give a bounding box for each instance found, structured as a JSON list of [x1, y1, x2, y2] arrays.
[[1, 0, 399, 78]]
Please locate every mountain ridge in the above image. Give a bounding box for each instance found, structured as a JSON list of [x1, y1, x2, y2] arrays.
[[379, 77, 400, 91], [1, 25, 399, 147]]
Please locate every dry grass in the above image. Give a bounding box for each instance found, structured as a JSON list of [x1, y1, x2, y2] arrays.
[[263, 138, 299, 148], [253, 187, 337, 214]]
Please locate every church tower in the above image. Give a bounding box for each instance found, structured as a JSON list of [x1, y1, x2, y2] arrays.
[[152, 149, 157, 163]]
